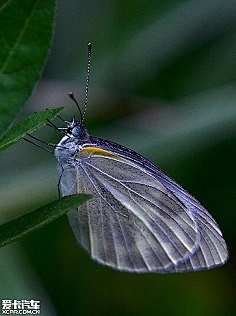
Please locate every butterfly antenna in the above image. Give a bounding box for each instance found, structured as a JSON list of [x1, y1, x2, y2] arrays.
[[82, 42, 92, 123], [68, 92, 83, 122]]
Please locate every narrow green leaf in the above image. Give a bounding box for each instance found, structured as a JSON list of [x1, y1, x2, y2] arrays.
[[0, 107, 63, 151], [0, 194, 92, 248], [0, 0, 56, 135]]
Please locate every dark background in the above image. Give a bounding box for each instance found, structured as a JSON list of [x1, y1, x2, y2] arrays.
[[0, 1, 235, 315]]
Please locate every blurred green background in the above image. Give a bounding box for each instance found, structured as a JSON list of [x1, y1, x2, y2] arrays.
[[0, 0, 235, 315]]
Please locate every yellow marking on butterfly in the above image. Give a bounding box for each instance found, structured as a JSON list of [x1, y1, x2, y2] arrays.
[[79, 147, 124, 160]]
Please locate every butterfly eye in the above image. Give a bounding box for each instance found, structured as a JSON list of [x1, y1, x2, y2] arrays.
[[71, 126, 81, 137]]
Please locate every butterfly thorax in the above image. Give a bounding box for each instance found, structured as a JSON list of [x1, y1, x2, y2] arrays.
[[54, 121, 90, 163]]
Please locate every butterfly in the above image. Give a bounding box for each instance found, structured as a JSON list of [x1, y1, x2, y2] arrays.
[[54, 43, 228, 273]]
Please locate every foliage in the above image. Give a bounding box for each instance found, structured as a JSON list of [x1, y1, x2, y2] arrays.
[[0, 107, 63, 150], [0, 194, 91, 248], [0, 0, 91, 252]]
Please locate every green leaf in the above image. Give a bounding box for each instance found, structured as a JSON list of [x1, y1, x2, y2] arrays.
[[0, 0, 56, 135], [0, 194, 92, 248], [0, 107, 63, 151]]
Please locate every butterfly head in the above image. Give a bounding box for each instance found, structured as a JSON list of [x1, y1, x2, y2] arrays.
[[66, 118, 89, 140]]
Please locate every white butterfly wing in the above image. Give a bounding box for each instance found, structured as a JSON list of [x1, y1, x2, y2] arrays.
[[59, 149, 203, 272], [157, 175, 228, 272], [57, 136, 228, 273]]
